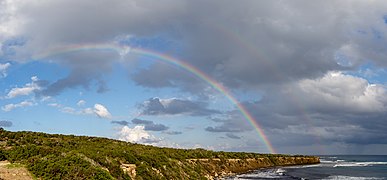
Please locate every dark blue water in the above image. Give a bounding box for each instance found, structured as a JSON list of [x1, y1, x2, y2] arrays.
[[225, 155, 387, 180]]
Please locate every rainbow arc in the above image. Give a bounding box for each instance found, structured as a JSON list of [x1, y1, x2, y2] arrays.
[[33, 43, 276, 154]]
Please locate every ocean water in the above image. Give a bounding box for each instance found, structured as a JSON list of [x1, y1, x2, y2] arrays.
[[225, 155, 387, 180]]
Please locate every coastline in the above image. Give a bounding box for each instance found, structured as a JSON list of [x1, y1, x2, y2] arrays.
[[188, 156, 320, 179], [225, 155, 387, 180]]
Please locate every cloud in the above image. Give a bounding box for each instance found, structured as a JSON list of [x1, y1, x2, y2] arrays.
[[48, 102, 110, 118], [0, 63, 10, 78], [77, 100, 86, 106], [144, 123, 169, 131], [118, 125, 161, 144], [5, 1, 387, 96], [0, 0, 183, 96], [164, 131, 182, 135], [239, 71, 387, 147], [131, 118, 152, 125], [256, 71, 387, 117], [2, 100, 35, 112], [226, 133, 241, 139], [93, 103, 112, 119], [131, 118, 169, 131], [111, 118, 169, 131], [296, 72, 387, 113], [126, 0, 387, 92], [140, 97, 220, 116], [5, 76, 45, 98], [130, 63, 210, 97], [0, 120, 12, 127], [205, 113, 253, 133], [111, 120, 129, 126]]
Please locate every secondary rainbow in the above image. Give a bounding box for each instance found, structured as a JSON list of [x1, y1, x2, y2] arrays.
[[33, 43, 276, 153]]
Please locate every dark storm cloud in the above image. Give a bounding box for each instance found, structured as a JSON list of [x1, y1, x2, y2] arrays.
[[140, 97, 220, 116], [0, 120, 12, 127], [238, 73, 387, 147], [127, 1, 387, 90], [4, 0, 387, 96], [197, 72, 387, 150]]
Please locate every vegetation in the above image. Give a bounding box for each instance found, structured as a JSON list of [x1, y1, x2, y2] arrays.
[[0, 129, 316, 179]]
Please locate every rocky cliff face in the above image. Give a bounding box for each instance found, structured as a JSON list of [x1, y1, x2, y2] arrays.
[[187, 156, 320, 179]]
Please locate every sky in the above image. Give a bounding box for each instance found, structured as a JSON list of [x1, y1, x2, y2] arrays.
[[1, 0, 387, 155]]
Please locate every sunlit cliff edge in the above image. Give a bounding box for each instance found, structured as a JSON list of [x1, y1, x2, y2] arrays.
[[0, 129, 319, 179]]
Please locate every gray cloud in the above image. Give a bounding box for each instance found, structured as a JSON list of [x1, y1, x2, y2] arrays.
[[199, 72, 387, 150], [164, 131, 183, 135], [132, 118, 153, 125], [128, 0, 387, 91], [40, 52, 117, 96], [139, 97, 220, 116], [0, 120, 12, 127], [111, 120, 129, 126], [132, 118, 169, 131], [205, 113, 253, 133], [240, 73, 387, 148], [131, 63, 211, 97], [112, 118, 169, 131], [144, 123, 169, 132], [3, 1, 387, 96], [226, 133, 241, 139]]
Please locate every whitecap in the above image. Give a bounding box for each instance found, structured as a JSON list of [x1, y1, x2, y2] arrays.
[[320, 160, 336, 163], [333, 161, 387, 167], [233, 168, 286, 179], [322, 175, 384, 180], [275, 168, 286, 175], [284, 164, 323, 169]]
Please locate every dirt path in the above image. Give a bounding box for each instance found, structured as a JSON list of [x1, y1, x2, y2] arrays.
[[0, 161, 33, 180]]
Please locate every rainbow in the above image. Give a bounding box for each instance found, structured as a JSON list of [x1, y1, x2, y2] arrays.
[[33, 43, 276, 153]]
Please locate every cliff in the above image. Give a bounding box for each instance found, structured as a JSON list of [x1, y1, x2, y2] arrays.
[[0, 129, 319, 179], [187, 156, 319, 179]]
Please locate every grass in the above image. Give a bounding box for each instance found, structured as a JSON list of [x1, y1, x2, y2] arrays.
[[5, 163, 24, 169]]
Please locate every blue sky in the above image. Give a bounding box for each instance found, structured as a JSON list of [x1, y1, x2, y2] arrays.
[[1, 0, 387, 155]]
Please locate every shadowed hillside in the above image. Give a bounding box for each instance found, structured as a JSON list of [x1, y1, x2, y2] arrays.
[[0, 129, 319, 179]]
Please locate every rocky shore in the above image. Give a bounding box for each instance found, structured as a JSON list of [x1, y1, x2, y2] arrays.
[[187, 156, 320, 179]]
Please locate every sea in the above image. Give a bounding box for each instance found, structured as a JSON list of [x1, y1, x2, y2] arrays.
[[225, 155, 387, 180]]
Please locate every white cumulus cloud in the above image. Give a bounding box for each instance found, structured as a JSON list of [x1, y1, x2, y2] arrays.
[[296, 71, 387, 113], [77, 100, 86, 106], [118, 125, 161, 145], [93, 103, 112, 119], [6, 76, 41, 98], [2, 100, 35, 112], [0, 63, 10, 78]]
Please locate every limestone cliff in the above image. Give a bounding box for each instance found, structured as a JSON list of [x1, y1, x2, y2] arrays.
[[186, 156, 320, 179]]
